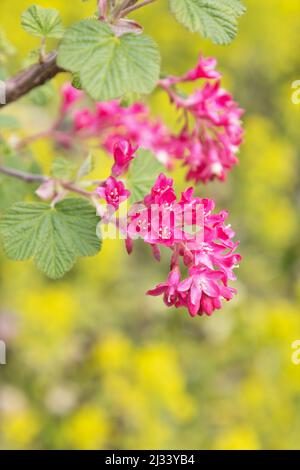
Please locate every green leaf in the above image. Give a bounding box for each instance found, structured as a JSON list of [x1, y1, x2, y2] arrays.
[[21, 5, 64, 39], [57, 19, 160, 101], [169, 0, 246, 44], [0, 198, 101, 279], [127, 149, 163, 203]]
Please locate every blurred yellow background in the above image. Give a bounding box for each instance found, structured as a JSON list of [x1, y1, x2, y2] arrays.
[[1, 0, 300, 450]]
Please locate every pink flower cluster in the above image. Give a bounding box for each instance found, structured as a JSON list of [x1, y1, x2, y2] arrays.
[[95, 141, 241, 317], [128, 173, 241, 317], [57, 55, 243, 318], [30, 50, 244, 318], [159, 55, 244, 183], [74, 100, 174, 168], [58, 53, 244, 184]]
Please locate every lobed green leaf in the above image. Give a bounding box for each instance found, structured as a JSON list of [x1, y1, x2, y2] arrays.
[[57, 20, 161, 101], [21, 4, 64, 39], [169, 0, 246, 44], [0, 198, 101, 279]]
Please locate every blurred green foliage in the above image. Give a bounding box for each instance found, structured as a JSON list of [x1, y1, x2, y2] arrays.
[[0, 0, 300, 450]]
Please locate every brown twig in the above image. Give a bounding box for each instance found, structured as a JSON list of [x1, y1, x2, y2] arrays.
[[0, 51, 63, 109], [62, 181, 93, 198], [0, 165, 94, 199]]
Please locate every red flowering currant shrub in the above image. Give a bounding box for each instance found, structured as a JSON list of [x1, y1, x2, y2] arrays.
[[0, 0, 246, 318]]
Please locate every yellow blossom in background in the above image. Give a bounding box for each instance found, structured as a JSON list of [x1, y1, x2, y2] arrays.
[[62, 406, 109, 450], [1, 409, 40, 449], [214, 428, 260, 451]]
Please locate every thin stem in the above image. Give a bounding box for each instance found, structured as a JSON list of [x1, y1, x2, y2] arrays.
[[158, 79, 178, 103], [40, 37, 47, 63], [15, 113, 74, 151], [121, 0, 157, 17], [0, 166, 94, 199], [0, 166, 47, 183], [15, 130, 53, 151], [62, 182, 93, 198], [81, 179, 105, 187], [112, 0, 136, 19]]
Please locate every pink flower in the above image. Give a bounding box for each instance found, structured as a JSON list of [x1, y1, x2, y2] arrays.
[[184, 54, 221, 81], [61, 83, 83, 113], [127, 174, 185, 248], [96, 176, 130, 210], [144, 173, 176, 206], [112, 139, 137, 177], [161, 54, 221, 87], [147, 267, 181, 307], [74, 109, 96, 131], [177, 267, 235, 317]]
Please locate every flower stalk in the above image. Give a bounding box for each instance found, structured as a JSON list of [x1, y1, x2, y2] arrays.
[[0, 166, 94, 200]]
